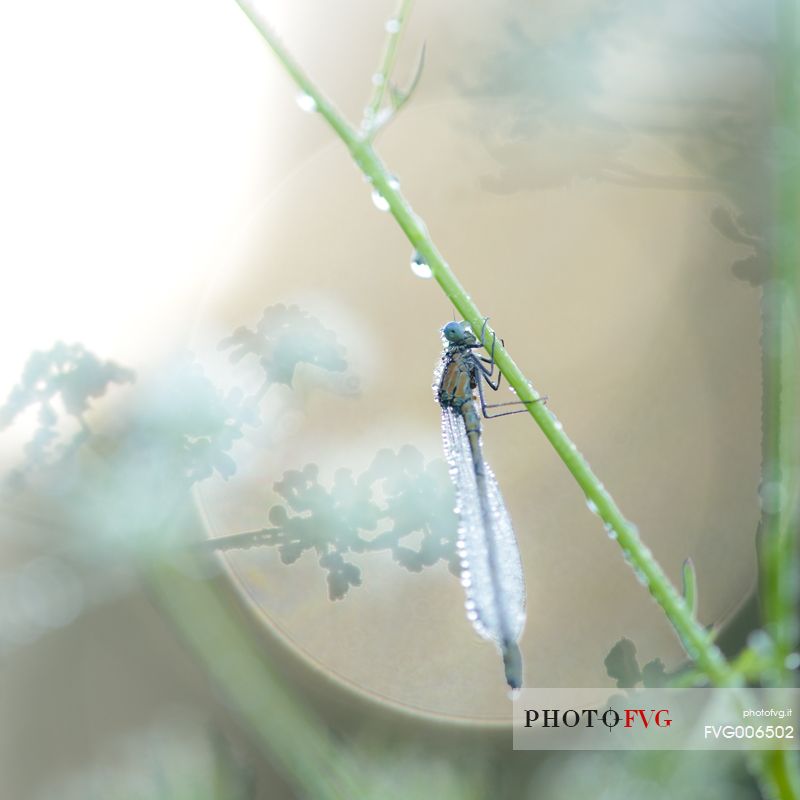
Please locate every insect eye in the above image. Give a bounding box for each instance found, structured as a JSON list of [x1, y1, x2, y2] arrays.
[[442, 322, 463, 341]]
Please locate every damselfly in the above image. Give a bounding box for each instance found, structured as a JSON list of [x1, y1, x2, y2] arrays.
[[435, 319, 537, 690]]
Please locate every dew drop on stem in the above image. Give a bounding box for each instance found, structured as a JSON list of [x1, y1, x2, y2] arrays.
[[385, 18, 401, 33], [411, 251, 433, 279], [295, 93, 317, 113], [633, 568, 649, 587], [371, 188, 390, 211]]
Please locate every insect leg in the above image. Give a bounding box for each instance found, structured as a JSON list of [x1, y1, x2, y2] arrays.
[[475, 366, 547, 418]]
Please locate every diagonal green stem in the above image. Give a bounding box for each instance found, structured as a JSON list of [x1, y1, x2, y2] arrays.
[[363, 0, 414, 130], [232, 0, 733, 686], [144, 558, 370, 800]]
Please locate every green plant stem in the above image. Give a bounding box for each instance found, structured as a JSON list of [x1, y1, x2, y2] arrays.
[[144, 557, 369, 800], [364, 0, 414, 127], [754, 3, 800, 797], [682, 558, 698, 615], [233, 0, 733, 686], [760, 0, 800, 672]]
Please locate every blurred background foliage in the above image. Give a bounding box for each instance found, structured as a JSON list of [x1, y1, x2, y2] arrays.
[[1, 0, 798, 798], [0, 299, 790, 799]]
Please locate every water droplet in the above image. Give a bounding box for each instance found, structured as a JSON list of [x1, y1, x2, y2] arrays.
[[784, 652, 800, 670], [633, 568, 649, 587], [466, 609, 479, 622], [586, 499, 599, 515], [371, 188, 390, 211], [387, 175, 400, 190], [553, 419, 563, 431], [371, 72, 385, 87], [465, 600, 476, 611], [410, 251, 433, 279], [295, 93, 317, 113], [604, 523, 618, 540], [385, 18, 401, 33]]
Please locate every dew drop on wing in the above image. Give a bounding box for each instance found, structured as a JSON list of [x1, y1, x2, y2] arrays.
[[483, 462, 526, 638], [437, 365, 526, 690]]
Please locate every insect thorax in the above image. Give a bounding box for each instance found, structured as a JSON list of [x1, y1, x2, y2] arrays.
[[438, 349, 478, 409]]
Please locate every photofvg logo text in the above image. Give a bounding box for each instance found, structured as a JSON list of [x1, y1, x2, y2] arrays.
[[513, 688, 800, 751], [524, 707, 672, 730]]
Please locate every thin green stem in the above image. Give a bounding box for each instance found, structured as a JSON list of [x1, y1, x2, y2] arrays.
[[233, 2, 360, 150], [363, 0, 414, 131], [682, 558, 697, 615], [232, 0, 734, 686], [144, 558, 369, 800], [760, 0, 800, 671], [754, 3, 800, 796]]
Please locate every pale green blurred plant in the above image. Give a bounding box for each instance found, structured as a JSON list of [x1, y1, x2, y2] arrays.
[[0, 315, 479, 799], [203, 446, 458, 599]]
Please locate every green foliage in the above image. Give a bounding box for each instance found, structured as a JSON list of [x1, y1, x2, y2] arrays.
[[605, 638, 680, 690], [219, 303, 347, 389], [208, 447, 458, 599], [0, 342, 134, 473], [604, 638, 642, 689]]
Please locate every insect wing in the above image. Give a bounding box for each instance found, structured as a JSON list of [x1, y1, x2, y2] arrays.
[[440, 407, 526, 647], [482, 459, 526, 641]]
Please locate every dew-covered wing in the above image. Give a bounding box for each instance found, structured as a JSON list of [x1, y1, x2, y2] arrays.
[[440, 407, 527, 648]]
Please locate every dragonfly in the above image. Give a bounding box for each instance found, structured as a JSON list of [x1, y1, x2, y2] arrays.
[[435, 318, 539, 690]]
